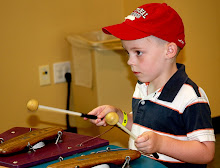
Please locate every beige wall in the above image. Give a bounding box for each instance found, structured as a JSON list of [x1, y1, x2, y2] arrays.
[[0, 0, 123, 133], [0, 0, 219, 148]]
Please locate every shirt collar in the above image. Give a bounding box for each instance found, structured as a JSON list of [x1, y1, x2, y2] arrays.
[[158, 63, 188, 102]]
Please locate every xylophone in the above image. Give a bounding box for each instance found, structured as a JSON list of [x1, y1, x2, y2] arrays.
[[0, 127, 167, 168], [35, 145, 167, 168], [0, 99, 166, 167], [0, 127, 109, 167]]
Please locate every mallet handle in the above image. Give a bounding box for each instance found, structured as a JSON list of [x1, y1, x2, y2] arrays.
[[116, 122, 137, 139], [38, 105, 97, 119]]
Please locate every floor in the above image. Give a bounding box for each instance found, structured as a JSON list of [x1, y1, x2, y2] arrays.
[[207, 134, 220, 168]]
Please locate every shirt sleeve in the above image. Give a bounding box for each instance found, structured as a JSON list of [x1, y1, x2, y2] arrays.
[[182, 88, 215, 142]]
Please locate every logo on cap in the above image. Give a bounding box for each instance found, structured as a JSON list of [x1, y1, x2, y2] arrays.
[[178, 39, 185, 45], [125, 15, 136, 21], [125, 7, 148, 21]]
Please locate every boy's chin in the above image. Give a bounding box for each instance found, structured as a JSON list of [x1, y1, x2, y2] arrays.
[[137, 78, 148, 83]]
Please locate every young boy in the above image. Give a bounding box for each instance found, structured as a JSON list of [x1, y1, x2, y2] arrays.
[[86, 3, 215, 168]]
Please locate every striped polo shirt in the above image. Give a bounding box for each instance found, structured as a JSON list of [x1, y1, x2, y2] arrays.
[[128, 64, 215, 168]]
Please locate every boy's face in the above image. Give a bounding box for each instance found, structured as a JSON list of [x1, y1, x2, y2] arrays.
[[122, 36, 168, 84]]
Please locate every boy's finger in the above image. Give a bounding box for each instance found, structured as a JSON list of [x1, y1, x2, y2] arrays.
[[136, 134, 149, 143]]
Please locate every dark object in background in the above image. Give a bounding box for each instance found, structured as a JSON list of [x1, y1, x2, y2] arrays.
[[212, 116, 220, 134], [65, 72, 77, 133]]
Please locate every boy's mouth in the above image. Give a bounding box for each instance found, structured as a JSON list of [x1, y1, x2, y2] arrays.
[[133, 71, 140, 75]]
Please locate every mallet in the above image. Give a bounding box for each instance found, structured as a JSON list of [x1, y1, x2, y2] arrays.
[[27, 99, 97, 119], [105, 112, 137, 139], [105, 112, 159, 159]]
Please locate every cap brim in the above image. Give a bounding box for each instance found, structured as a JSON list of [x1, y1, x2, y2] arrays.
[[102, 22, 150, 40]]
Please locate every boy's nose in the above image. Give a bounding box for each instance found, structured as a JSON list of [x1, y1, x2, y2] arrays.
[[127, 56, 134, 66]]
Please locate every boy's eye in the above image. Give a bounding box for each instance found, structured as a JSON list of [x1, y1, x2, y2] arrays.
[[136, 51, 143, 56]]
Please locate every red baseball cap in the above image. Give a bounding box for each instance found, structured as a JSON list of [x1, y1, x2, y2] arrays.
[[102, 3, 185, 48]]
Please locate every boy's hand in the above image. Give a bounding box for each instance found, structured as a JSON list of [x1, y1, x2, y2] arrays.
[[135, 131, 162, 154], [84, 105, 122, 127]]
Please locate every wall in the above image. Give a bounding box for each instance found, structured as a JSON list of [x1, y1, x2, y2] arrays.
[[0, 0, 123, 133]]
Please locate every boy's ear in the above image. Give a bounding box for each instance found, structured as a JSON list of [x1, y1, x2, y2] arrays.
[[166, 42, 178, 59]]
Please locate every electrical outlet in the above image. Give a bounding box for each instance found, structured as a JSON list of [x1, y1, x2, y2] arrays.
[[53, 61, 71, 84], [39, 65, 51, 86]]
